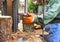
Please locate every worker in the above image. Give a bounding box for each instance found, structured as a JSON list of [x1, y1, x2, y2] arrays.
[[23, 0, 60, 42]]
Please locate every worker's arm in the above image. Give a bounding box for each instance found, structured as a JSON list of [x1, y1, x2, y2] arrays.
[[44, 1, 60, 24], [34, 1, 60, 28], [35, 0, 60, 24]]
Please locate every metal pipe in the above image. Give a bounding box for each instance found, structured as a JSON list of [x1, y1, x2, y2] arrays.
[[24, 0, 28, 13], [42, 0, 46, 42]]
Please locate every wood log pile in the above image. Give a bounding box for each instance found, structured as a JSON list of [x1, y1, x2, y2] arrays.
[[11, 29, 48, 42], [11, 29, 48, 39], [0, 16, 12, 42]]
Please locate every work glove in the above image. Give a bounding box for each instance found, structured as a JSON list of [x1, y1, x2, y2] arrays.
[[23, 12, 34, 24]]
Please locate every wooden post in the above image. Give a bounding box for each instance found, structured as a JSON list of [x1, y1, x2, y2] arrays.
[[0, 0, 2, 10], [6, 0, 13, 16]]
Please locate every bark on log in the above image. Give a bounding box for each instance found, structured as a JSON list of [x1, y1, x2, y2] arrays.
[[0, 16, 12, 42]]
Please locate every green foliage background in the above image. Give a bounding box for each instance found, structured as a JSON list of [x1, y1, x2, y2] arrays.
[[28, 0, 38, 13]]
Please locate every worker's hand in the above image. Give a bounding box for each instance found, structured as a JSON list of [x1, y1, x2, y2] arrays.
[[34, 24, 41, 29]]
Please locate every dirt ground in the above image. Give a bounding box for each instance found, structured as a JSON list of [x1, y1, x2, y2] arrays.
[[5, 20, 48, 42], [16, 20, 48, 42]]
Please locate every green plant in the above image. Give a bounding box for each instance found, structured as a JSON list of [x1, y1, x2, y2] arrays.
[[28, 0, 38, 13]]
